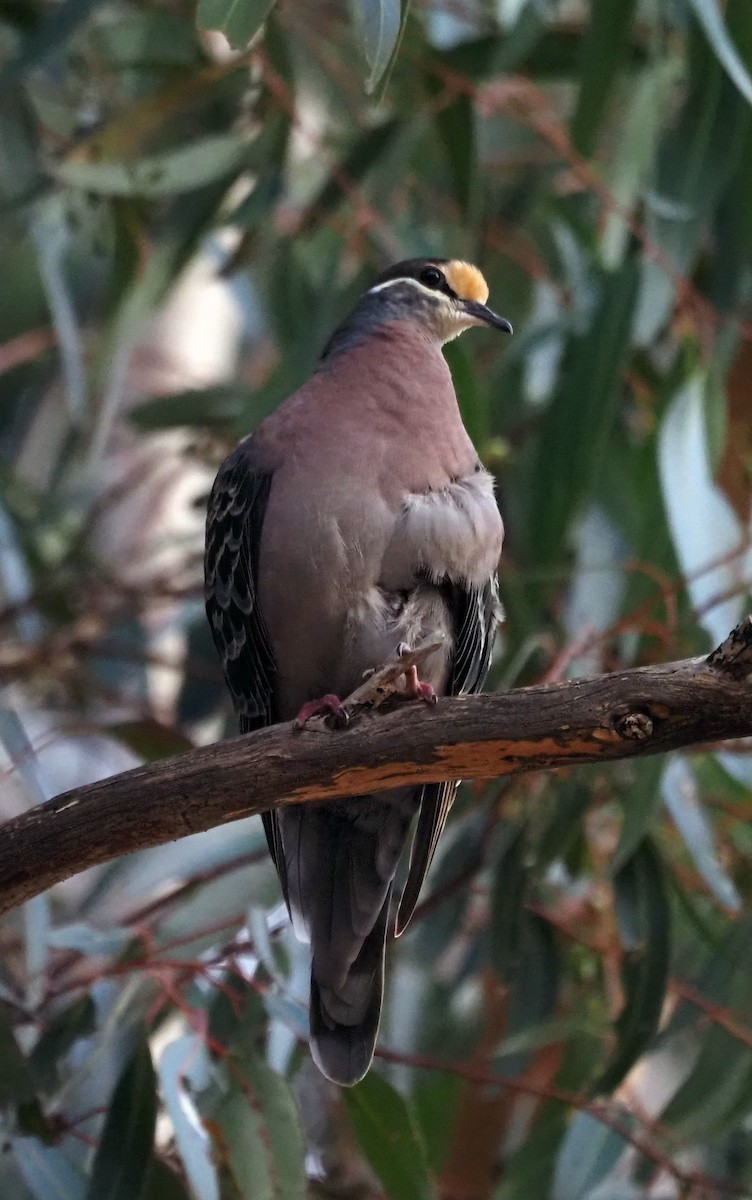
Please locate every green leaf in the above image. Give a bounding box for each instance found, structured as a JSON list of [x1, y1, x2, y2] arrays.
[[412, 1074, 460, 1174], [552, 1111, 632, 1200], [160, 1037, 219, 1200], [85, 1038, 157, 1200], [661, 1025, 752, 1139], [613, 758, 664, 871], [344, 1072, 432, 1200], [489, 822, 528, 984], [351, 0, 402, 93], [662, 920, 752, 1136], [493, 1106, 567, 1200], [211, 1052, 306, 1200], [55, 133, 252, 198], [528, 260, 639, 568], [570, 0, 638, 157], [196, 0, 277, 48], [687, 0, 752, 106], [595, 839, 670, 1094], [498, 915, 560, 1076]]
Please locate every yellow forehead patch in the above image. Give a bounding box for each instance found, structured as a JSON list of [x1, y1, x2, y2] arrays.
[[443, 261, 489, 304]]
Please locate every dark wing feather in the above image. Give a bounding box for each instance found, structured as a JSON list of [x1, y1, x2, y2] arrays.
[[395, 575, 500, 935], [204, 441, 286, 891]]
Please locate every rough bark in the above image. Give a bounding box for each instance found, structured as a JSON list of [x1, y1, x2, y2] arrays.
[[0, 620, 750, 918]]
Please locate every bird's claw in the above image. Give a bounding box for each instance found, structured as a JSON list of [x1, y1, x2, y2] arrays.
[[397, 662, 437, 705], [294, 694, 349, 730]]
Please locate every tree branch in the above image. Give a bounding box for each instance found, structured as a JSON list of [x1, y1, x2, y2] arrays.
[[1, 620, 751, 918]]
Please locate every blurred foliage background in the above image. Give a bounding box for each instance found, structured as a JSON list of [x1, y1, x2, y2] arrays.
[[1, 0, 752, 1196]]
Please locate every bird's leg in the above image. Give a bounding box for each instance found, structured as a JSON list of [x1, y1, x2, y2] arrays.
[[395, 644, 437, 704], [293, 694, 349, 730]]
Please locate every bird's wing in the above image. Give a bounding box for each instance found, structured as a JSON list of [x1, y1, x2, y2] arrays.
[[395, 575, 500, 935], [204, 443, 287, 889]]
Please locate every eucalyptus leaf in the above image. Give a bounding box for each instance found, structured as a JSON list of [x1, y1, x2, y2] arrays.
[[344, 1071, 432, 1200], [552, 1112, 630, 1200], [351, 0, 402, 92], [687, 0, 752, 106], [160, 1037, 219, 1200], [56, 134, 252, 199], [595, 839, 670, 1094], [210, 1050, 306, 1200], [658, 374, 744, 646], [570, 0, 637, 157], [84, 1038, 157, 1200]]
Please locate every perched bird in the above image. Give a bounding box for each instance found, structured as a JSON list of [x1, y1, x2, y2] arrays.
[[205, 258, 510, 1085]]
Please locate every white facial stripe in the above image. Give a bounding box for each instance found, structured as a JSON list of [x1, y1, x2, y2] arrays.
[[366, 277, 453, 302]]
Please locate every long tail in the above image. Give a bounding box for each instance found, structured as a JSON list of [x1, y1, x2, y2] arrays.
[[279, 792, 418, 1086], [310, 887, 391, 1086]]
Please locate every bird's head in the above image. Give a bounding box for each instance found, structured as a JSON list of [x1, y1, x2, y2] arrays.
[[366, 258, 513, 344], [319, 258, 512, 361]]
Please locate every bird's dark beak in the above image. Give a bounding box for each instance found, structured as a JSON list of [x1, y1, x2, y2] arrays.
[[462, 299, 513, 334]]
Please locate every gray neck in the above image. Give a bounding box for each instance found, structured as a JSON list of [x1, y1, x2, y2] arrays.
[[319, 282, 439, 362]]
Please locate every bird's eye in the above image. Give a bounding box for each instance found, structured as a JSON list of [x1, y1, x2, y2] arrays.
[[419, 266, 444, 289]]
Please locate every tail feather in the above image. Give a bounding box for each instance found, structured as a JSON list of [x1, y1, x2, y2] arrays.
[[278, 792, 419, 1084], [309, 890, 391, 1086]]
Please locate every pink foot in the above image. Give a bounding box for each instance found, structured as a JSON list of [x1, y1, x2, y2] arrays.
[[400, 665, 437, 704], [293, 694, 349, 730], [395, 645, 437, 704]]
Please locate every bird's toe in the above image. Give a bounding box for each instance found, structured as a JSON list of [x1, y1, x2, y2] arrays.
[[294, 694, 349, 729]]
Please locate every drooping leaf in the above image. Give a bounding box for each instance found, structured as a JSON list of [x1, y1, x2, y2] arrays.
[[56, 134, 253, 199], [160, 1037, 219, 1200], [570, 0, 638, 157], [528, 260, 639, 568], [344, 1071, 432, 1200], [496, 914, 560, 1078], [658, 373, 744, 646], [661, 1025, 752, 1139], [687, 0, 752, 106], [612, 758, 664, 871], [552, 1111, 632, 1200], [210, 1050, 306, 1200], [84, 1038, 157, 1200], [351, 0, 402, 93], [489, 821, 528, 984], [412, 1073, 460, 1174], [595, 839, 670, 1093]]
